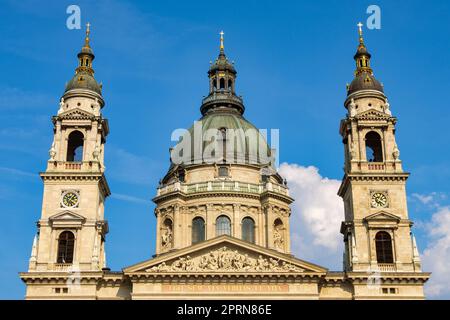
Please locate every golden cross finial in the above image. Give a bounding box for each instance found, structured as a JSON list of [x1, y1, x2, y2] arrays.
[[219, 30, 224, 50], [357, 22, 364, 43], [85, 22, 91, 46]]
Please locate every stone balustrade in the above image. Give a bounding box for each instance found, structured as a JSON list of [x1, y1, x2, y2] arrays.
[[47, 161, 103, 173], [376, 263, 397, 272], [156, 180, 289, 197]]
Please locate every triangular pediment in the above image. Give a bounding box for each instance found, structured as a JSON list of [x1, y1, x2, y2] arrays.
[[58, 107, 95, 120], [356, 108, 391, 120], [364, 211, 401, 222], [49, 210, 86, 222], [124, 235, 327, 274]]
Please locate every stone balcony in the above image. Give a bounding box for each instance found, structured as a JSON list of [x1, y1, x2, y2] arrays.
[[350, 161, 403, 173], [53, 263, 74, 272], [156, 180, 289, 198], [376, 263, 397, 272], [46, 161, 103, 173]]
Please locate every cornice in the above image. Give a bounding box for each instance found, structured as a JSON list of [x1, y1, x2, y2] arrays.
[[338, 173, 409, 197], [153, 190, 293, 205], [126, 272, 325, 282], [40, 172, 111, 197], [19, 271, 103, 284]]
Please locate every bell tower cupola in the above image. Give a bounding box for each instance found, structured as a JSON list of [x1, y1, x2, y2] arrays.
[[75, 22, 95, 76]]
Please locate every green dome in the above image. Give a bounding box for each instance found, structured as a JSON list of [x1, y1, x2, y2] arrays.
[[65, 71, 102, 94], [171, 111, 272, 167]]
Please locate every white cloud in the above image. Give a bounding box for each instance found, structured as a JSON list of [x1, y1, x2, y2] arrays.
[[412, 193, 434, 205], [411, 192, 447, 207], [0, 167, 37, 179], [107, 146, 162, 186], [421, 206, 450, 298], [278, 163, 344, 269], [111, 193, 150, 205], [0, 86, 53, 110]]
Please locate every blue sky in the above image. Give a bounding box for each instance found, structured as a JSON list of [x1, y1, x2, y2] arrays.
[[0, 0, 449, 299]]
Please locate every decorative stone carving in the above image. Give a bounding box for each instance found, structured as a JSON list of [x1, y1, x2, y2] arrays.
[[148, 246, 304, 272], [384, 99, 392, 116], [92, 144, 100, 160], [273, 225, 284, 249], [392, 144, 400, 160], [161, 224, 173, 249], [93, 98, 100, 115], [348, 98, 357, 117], [57, 98, 64, 115], [49, 142, 56, 160]]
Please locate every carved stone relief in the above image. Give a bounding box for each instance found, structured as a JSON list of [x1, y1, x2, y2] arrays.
[[147, 246, 304, 272]]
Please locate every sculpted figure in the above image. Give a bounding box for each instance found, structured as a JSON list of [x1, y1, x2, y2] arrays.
[[161, 225, 173, 248], [199, 255, 209, 269], [185, 256, 194, 271], [49, 142, 56, 160], [273, 227, 284, 249], [269, 258, 280, 270], [256, 255, 269, 271], [58, 98, 65, 114], [348, 98, 357, 117], [151, 262, 168, 272], [92, 144, 100, 160], [392, 144, 400, 160], [206, 252, 218, 270], [384, 99, 392, 116]]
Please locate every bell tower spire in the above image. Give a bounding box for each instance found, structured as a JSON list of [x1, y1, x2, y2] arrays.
[[22, 25, 110, 286], [338, 24, 424, 280]]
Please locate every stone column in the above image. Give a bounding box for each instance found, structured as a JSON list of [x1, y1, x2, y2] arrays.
[[206, 204, 214, 240], [233, 204, 240, 239], [285, 209, 291, 254], [173, 205, 181, 249], [155, 208, 161, 254]]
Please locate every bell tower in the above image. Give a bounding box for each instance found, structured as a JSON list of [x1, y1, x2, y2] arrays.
[[26, 24, 110, 275], [338, 23, 422, 274]]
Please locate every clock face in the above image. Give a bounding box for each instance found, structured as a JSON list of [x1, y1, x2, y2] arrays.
[[371, 192, 388, 208], [62, 192, 79, 208]]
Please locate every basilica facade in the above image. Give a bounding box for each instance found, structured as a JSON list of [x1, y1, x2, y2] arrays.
[[19, 24, 430, 299]]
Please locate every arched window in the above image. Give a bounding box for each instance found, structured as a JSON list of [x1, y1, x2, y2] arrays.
[[375, 231, 394, 263], [216, 215, 231, 236], [242, 217, 255, 243], [67, 131, 84, 162], [228, 79, 233, 91], [213, 79, 217, 91], [57, 231, 75, 263], [192, 217, 205, 244], [219, 78, 225, 90], [365, 131, 383, 162]]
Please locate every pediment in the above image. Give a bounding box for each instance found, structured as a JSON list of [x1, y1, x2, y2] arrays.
[[58, 108, 94, 120], [49, 210, 86, 222], [124, 235, 327, 274], [364, 211, 401, 222], [356, 108, 391, 120]]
